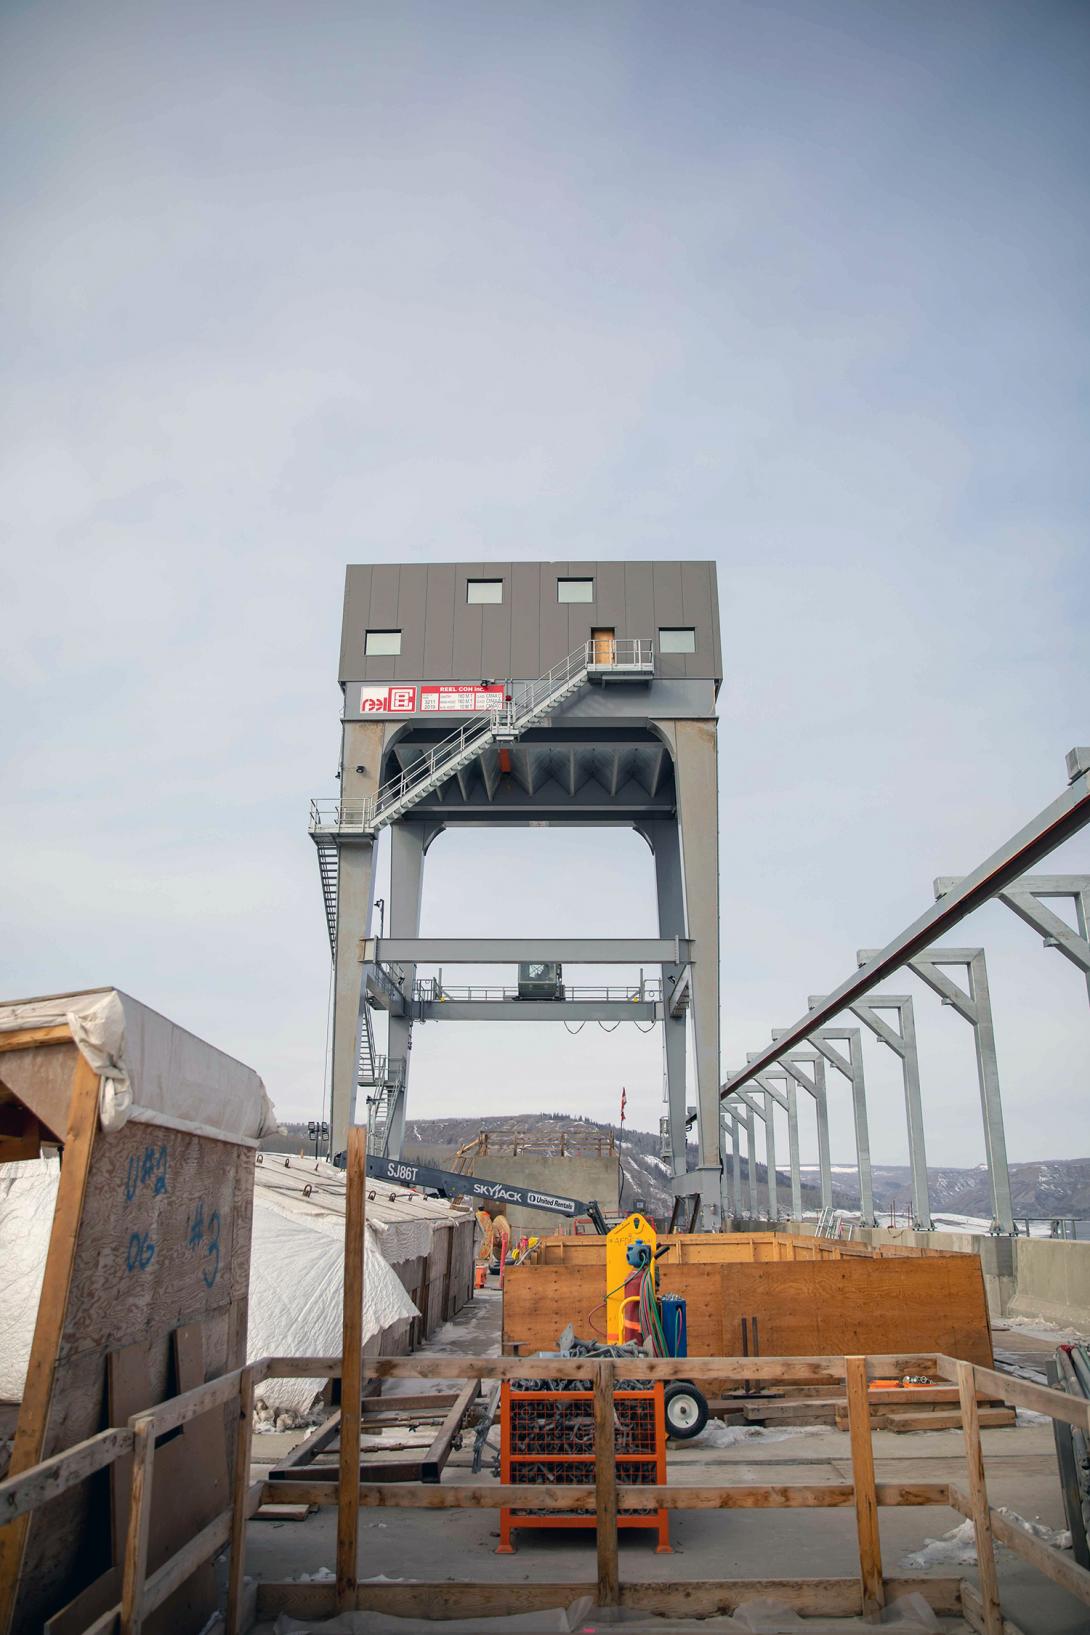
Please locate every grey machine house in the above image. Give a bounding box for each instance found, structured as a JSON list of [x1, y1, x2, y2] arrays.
[[309, 561, 724, 1223]]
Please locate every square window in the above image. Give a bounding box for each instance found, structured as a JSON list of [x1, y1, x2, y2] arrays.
[[467, 579, 503, 604], [659, 627, 696, 654], [365, 629, 402, 656], [558, 577, 593, 603]]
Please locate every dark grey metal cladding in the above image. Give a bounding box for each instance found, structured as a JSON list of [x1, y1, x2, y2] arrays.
[[339, 561, 722, 686]]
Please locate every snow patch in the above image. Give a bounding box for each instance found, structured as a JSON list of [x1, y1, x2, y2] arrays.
[[694, 1421, 828, 1448]]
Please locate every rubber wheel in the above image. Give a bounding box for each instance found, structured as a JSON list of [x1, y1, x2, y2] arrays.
[[663, 1382, 708, 1440]]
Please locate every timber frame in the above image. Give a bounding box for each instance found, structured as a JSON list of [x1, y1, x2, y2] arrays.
[[2, 1130, 1090, 1633]]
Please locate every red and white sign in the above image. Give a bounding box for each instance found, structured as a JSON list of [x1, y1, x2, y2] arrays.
[[356, 683, 507, 716], [359, 685, 417, 714], [420, 685, 506, 713]]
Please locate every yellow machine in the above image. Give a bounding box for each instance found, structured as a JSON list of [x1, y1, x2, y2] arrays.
[[605, 1211, 657, 1343]]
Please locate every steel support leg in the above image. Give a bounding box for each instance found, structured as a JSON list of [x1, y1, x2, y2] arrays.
[[849, 996, 932, 1231], [666, 719, 722, 1226], [808, 1030, 877, 1227], [731, 1117, 742, 1218], [786, 1081, 802, 1219], [385, 823, 426, 1158], [901, 948, 1014, 1235], [813, 1077, 832, 1211], [743, 1106, 759, 1217], [719, 1113, 733, 1220], [649, 819, 689, 1179], [763, 1090, 778, 1221]]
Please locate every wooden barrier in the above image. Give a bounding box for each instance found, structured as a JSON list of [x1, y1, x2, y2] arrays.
[[2, 1115, 1089, 1635], [3, 1342, 1089, 1631]]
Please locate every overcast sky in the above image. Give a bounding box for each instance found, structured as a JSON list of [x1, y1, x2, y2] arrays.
[[2, 1, 1087, 1176]]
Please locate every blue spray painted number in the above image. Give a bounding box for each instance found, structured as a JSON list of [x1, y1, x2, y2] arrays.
[[186, 1203, 222, 1288], [126, 1231, 155, 1272], [125, 1144, 168, 1203]]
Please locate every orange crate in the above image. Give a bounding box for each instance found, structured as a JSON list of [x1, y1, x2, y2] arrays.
[[497, 1381, 670, 1554]]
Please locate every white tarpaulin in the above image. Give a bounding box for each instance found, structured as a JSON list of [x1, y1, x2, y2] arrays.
[[250, 1157, 471, 1412], [0, 988, 275, 1146], [0, 1153, 426, 1410], [0, 1155, 58, 1401], [248, 1202, 419, 1414]]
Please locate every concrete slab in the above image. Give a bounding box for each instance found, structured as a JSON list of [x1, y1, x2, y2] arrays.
[[241, 1286, 1089, 1634]]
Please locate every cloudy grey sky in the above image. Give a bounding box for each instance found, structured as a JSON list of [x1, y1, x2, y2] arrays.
[[2, 1, 1087, 1174]]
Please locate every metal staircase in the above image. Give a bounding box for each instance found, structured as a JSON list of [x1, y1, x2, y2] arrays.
[[316, 837, 339, 953], [310, 639, 652, 948], [356, 999, 407, 1155]]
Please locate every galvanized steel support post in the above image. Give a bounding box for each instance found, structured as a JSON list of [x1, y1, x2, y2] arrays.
[[882, 946, 1014, 1236], [772, 1054, 833, 1212], [939, 874, 1090, 1011], [838, 995, 932, 1230], [790, 1028, 876, 1227], [648, 819, 689, 1179]]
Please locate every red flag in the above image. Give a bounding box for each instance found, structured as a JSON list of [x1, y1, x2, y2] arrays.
[[620, 1087, 627, 1125]]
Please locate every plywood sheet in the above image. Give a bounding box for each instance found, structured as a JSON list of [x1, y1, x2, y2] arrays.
[[503, 1247, 993, 1369], [6, 1115, 252, 1635], [718, 1258, 993, 1366]]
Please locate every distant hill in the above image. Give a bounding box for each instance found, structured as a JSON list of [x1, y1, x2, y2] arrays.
[[800, 1158, 1090, 1220], [272, 1114, 1090, 1221]]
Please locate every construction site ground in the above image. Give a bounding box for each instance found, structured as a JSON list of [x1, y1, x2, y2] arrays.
[[246, 1287, 1088, 1634]]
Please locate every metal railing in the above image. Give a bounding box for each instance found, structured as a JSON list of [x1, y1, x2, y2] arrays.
[[414, 979, 661, 1004]]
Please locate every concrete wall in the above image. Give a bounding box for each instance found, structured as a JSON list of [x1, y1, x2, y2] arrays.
[[774, 1220, 1090, 1330], [470, 1152, 620, 1239]]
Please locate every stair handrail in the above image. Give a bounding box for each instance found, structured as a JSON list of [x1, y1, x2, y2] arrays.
[[361, 639, 597, 824], [310, 638, 652, 833]]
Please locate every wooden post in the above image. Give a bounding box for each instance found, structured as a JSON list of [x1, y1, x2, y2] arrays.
[[845, 1356, 884, 1617], [226, 1363, 256, 1634], [957, 1358, 1003, 1635], [336, 1128, 367, 1611], [594, 1358, 619, 1607], [119, 1420, 155, 1635]]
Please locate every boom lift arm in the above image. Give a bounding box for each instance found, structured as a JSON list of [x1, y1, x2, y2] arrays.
[[364, 1153, 609, 1234]]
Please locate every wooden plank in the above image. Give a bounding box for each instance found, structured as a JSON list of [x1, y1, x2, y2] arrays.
[[956, 1361, 1003, 1635], [880, 1407, 1015, 1434], [846, 1355, 883, 1617], [119, 1423, 154, 1635], [961, 1579, 1026, 1635], [420, 1379, 478, 1483], [254, 1574, 960, 1623], [716, 1257, 993, 1367], [988, 1504, 1090, 1609], [594, 1360, 618, 1606], [0, 1024, 72, 1052], [336, 1128, 366, 1611], [0, 1428, 132, 1525], [109, 1325, 224, 1635], [934, 1355, 1090, 1433], [269, 1409, 341, 1474], [358, 1352, 937, 1383], [363, 1393, 459, 1415], [0, 1052, 100, 1633], [263, 1479, 951, 1511], [953, 1482, 1090, 1609], [225, 1363, 255, 1635]]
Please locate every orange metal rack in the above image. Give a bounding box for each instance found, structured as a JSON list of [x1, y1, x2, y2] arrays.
[[497, 1380, 670, 1554]]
